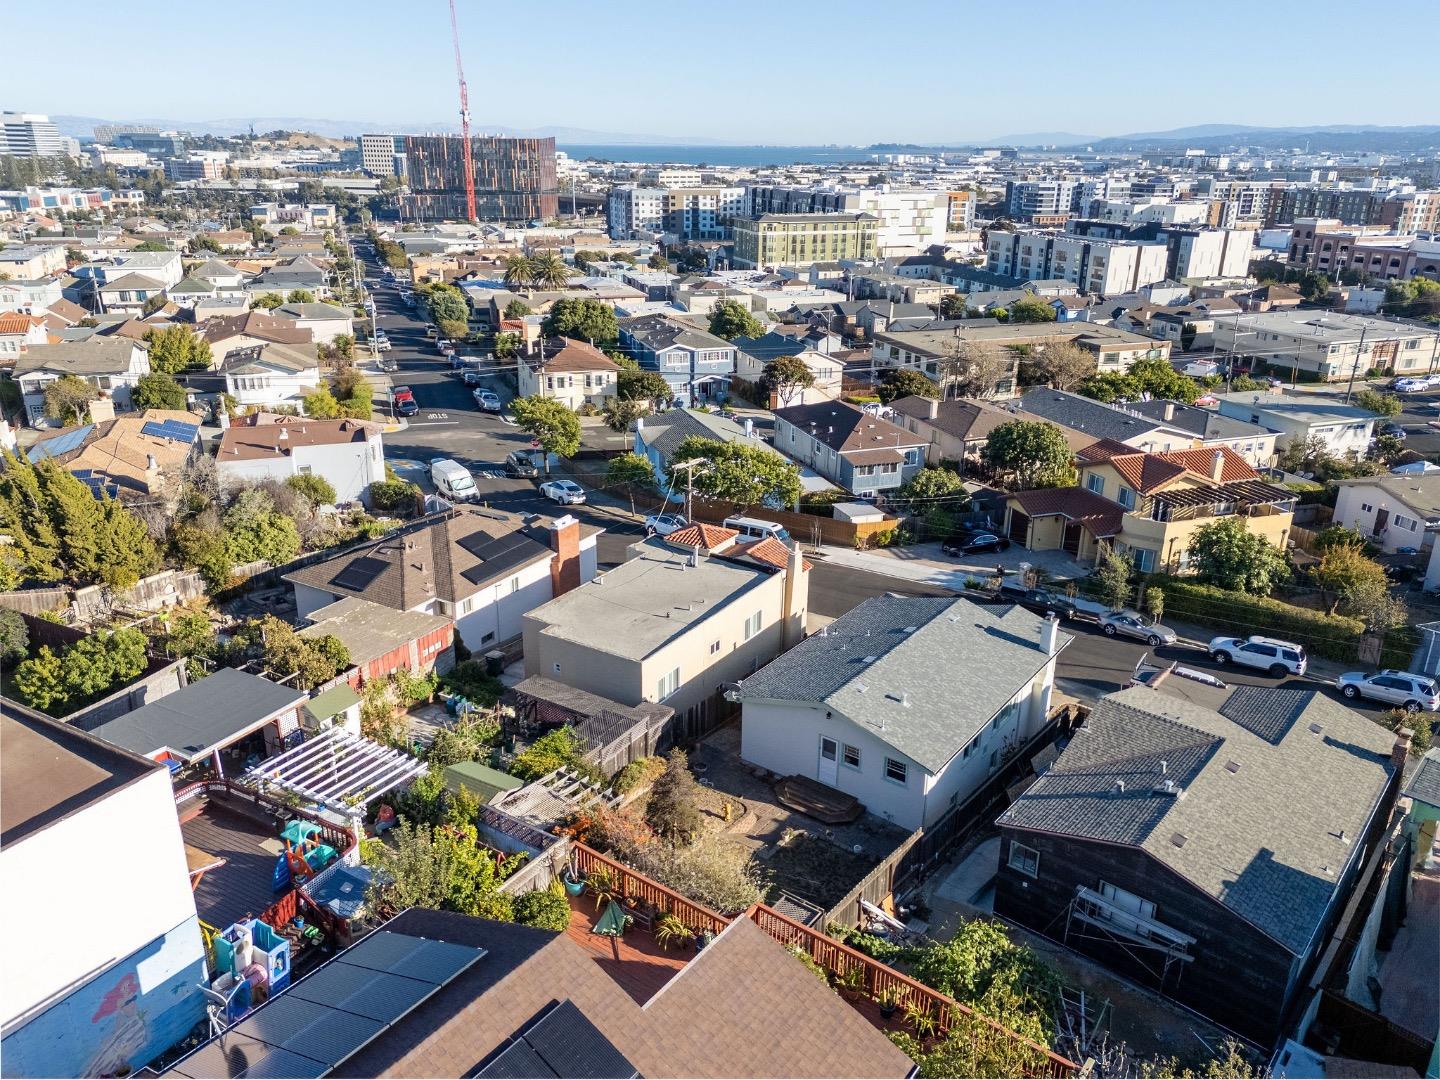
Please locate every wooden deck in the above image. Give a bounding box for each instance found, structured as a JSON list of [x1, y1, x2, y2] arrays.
[[775, 774, 864, 824], [563, 894, 690, 1005], [180, 803, 285, 930]]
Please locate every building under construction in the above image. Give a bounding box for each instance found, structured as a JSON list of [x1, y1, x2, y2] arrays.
[[399, 134, 558, 223]]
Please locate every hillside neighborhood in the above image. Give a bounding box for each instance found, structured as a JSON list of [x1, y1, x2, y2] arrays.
[[3, 24, 1440, 1080]]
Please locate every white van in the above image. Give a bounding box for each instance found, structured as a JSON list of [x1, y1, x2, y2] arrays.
[[723, 515, 791, 543], [430, 458, 478, 503]]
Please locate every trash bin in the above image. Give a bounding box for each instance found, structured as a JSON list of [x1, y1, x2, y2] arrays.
[[484, 649, 505, 677]]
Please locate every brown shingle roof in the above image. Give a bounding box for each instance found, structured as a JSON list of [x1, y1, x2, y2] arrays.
[[216, 416, 379, 461], [529, 337, 621, 374], [1011, 487, 1124, 538], [201, 309, 311, 346]]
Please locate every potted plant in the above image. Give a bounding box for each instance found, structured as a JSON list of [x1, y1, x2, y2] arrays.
[[904, 1002, 938, 1038], [876, 988, 901, 1020], [560, 854, 585, 897], [586, 866, 617, 910], [654, 913, 694, 952], [835, 965, 866, 1002]]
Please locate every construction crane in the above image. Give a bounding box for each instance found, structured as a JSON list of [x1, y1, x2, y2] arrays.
[[447, 0, 477, 223]]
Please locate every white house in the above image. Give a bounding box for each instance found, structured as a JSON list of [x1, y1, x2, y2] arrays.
[[275, 302, 354, 344], [735, 346, 843, 406], [737, 595, 1071, 830], [221, 342, 321, 409], [0, 311, 50, 363], [215, 415, 385, 505], [1331, 474, 1440, 555], [14, 339, 150, 425], [0, 277, 64, 314], [1212, 391, 1381, 458], [286, 508, 600, 655], [97, 272, 168, 314], [0, 708, 207, 1078], [515, 338, 621, 410]]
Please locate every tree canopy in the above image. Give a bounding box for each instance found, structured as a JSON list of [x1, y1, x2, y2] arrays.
[[254, 291, 284, 309], [708, 299, 765, 342], [511, 396, 581, 465], [10, 628, 149, 716], [1024, 341, 1095, 390], [667, 435, 801, 509], [1187, 517, 1290, 594], [286, 288, 316, 304], [982, 420, 1075, 489], [132, 372, 189, 411], [761, 354, 815, 407], [223, 487, 301, 566], [617, 367, 672, 404], [1005, 295, 1057, 324], [644, 749, 703, 842], [878, 368, 940, 403], [42, 375, 97, 424], [145, 324, 213, 375], [228, 615, 349, 690], [425, 283, 468, 327], [541, 297, 618, 346], [1078, 356, 1199, 405]]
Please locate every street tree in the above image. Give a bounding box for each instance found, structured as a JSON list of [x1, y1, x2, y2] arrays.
[[878, 368, 940, 403], [601, 397, 649, 447], [511, 397, 581, 470], [425, 283, 468, 327], [667, 435, 801, 510], [541, 297, 619, 346], [708, 299, 764, 342], [617, 367, 671, 404], [1187, 517, 1290, 594], [605, 452, 654, 514], [762, 354, 815, 407], [1093, 543, 1134, 609], [982, 420, 1075, 489], [1353, 388, 1402, 418]]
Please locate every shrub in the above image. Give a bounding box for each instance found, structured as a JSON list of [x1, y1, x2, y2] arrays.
[[510, 726, 587, 782], [644, 748, 703, 842], [441, 659, 504, 706], [513, 888, 571, 932], [612, 755, 666, 795], [369, 479, 419, 513], [626, 839, 767, 914], [1157, 580, 1364, 662]]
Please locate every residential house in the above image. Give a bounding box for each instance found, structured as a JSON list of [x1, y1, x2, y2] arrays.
[[1001, 486, 1126, 564], [0, 277, 64, 314], [220, 342, 322, 410], [190, 257, 249, 290], [249, 256, 329, 298], [734, 345, 842, 405], [772, 400, 927, 495], [274, 301, 353, 343], [287, 508, 599, 655], [1015, 387, 1200, 453], [1331, 473, 1440, 554], [96, 272, 168, 314], [163, 906, 914, 1080], [298, 596, 455, 682], [515, 338, 620, 410], [200, 309, 312, 356], [1064, 443, 1296, 572], [1212, 391, 1381, 458], [632, 408, 775, 480], [0, 706, 207, 1078], [1122, 399, 1280, 467], [164, 275, 217, 307], [738, 595, 1071, 830], [215, 414, 385, 505], [522, 534, 809, 743], [995, 682, 1405, 1044], [69, 251, 184, 309], [14, 338, 149, 425], [26, 408, 201, 498], [887, 394, 1092, 466], [0, 243, 67, 279], [0, 311, 49, 364], [618, 313, 737, 406]]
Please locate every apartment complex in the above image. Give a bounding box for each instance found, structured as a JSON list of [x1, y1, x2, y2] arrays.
[[1286, 218, 1440, 281], [1211, 310, 1440, 381], [0, 112, 66, 157], [1069, 219, 1255, 280], [400, 135, 559, 222], [746, 185, 948, 254], [1005, 179, 1079, 221], [987, 230, 1169, 294], [732, 212, 877, 269]]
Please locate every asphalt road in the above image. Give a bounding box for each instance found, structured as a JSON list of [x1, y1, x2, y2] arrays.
[[1391, 386, 1440, 457]]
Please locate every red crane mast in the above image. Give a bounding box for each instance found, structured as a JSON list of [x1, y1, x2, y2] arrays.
[[447, 0, 477, 223]]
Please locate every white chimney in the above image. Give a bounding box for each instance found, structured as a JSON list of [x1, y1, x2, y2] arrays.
[[635, 416, 644, 431], [1162, 400, 1175, 421], [1041, 614, 1060, 656], [217, 408, 230, 430], [146, 454, 158, 472], [278, 427, 289, 441], [1211, 448, 1224, 481], [927, 397, 939, 420]]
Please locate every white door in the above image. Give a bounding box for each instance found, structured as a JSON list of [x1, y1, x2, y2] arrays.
[[818, 736, 839, 787]]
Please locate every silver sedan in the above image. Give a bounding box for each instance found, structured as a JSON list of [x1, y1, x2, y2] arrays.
[[1099, 610, 1178, 647]]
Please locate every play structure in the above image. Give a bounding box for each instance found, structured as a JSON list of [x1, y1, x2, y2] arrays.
[[272, 818, 340, 891], [208, 919, 291, 1024]]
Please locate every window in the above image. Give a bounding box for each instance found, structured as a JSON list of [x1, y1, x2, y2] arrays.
[[509, 576, 520, 594], [1008, 841, 1040, 878], [1099, 880, 1157, 920], [884, 758, 908, 784], [1086, 473, 1105, 495], [709, 639, 721, 654], [1394, 515, 1415, 531], [842, 744, 861, 769], [743, 609, 763, 640], [1117, 486, 1136, 510], [1132, 548, 1157, 572], [552, 662, 562, 674], [656, 667, 680, 699]]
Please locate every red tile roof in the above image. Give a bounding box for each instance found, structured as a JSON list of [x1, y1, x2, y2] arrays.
[[1075, 437, 1137, 463], [1087, 444, 1259, 494], [1107, 453, 1189, 494], [0, 312, 41, 335], [664, 523, 738, 551], [732, 537, 812, 571], [1158, 445, 1259, 484], [1010, 487, 1124, 538]]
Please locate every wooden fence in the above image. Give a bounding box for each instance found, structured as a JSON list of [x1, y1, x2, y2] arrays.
[[747, 903, 1079, 1077], [823, 828, 924, 929], [571, 842, 731, 936], [1315, 989, 1434, 1074], [687, 497, 902, 549]]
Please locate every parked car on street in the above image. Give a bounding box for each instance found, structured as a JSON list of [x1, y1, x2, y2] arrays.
[[473, 389, 502, 412], [504, 451, 539, 478], [1377, 422, 1407, 440], [1207, 635, 1307, 677], [1394, 374, 1440, 393], [372, 333, 392, 351], [644, 513, 688, 536], [1336, 670, 1440, 711], [998, 584, 1082, 621], [1100, 610, 1177, 646], [942, 532, 1010, 556], [391, 386, 418, 417], [540, 479, 586, 505], [461, 370, 486, 386]]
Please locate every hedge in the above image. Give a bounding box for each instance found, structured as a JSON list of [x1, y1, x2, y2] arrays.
[[1156, 580, 1365, 663]]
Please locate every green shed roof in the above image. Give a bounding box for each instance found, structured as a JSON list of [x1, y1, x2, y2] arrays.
[[304, 683, 362, 722], [444, 760, 523, 804]]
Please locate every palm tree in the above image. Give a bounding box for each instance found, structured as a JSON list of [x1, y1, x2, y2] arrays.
[[529, 251, 574, 291], [502, 254, 534, 292]]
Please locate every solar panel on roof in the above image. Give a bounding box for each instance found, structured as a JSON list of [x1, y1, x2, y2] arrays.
[[475, 1039, 554, 1079], [523, 1000, 639, 1079], [341, 930, 484, 984], [458, 533, 538, 587], [28, 424, 95, 461], [237, 996, 384, 1069], [287, 961, 434, 1021], [329, 554, 389, 592]]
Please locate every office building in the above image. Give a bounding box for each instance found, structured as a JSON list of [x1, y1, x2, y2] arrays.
[[1, 112, 65, 157], [732, 212, 877, 269], [359, 133, 404, 176], [400, 135, 558, 222]]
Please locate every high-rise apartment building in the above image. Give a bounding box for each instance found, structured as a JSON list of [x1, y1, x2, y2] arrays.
[[746, 185, 946, 254], [732, 213, 877, 269], [607, 185, 666, 238], [1004, 179, 1078, 222], [1, 112, 66, 157], [399, 135, 558, 222], [986, 229, 1169, 294]]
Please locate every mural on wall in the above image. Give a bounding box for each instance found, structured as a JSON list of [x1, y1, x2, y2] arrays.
[[86, 972, 149, 1077]]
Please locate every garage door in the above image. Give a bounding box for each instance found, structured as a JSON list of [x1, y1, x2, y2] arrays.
[[1063, 523, 1083, 555], [1008, 511, 1030, 545]]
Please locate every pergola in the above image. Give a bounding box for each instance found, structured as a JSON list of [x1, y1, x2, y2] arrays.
[[243, 729, 427, 815]]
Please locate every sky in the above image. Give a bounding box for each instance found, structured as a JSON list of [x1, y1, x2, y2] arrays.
[[9, 0, 1439, 144]]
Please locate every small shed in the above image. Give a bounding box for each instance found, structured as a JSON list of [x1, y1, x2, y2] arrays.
[[302, 683, 362, 736], [831, 500, 886, 524], [444, 760, 524, 805], [509, 676, 672, 775]]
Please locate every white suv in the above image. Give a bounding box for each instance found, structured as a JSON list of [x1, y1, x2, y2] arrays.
[[1336, 670, 1440, 712], [1208, 635, 1307, 677]]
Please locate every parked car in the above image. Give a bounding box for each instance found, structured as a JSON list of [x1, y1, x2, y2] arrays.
[[504, 451, 539, 478], [1100, 610, 1177, 646], [540, 479, 586, 505], [1394, 374, 1440, 393], [1336, 670, 1440, 711], [645, 512, 688, 536], [372, 334, 392, 352], [1377, 422, 1408, 440], [473, 389, 502, 412], [942, 532, 1010, 556], [461, 370, 486, 386], [998, 584, 1082, 621], [391, 386, 418, 417], [1207, 635, 1307, 677]]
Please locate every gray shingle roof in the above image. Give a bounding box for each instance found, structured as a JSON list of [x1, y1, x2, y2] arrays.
[[1016, 387, 1172, 444], [998, 685, 1396, 953], [13, 338, 141, 377], [620, 314, 733, 353], [635, 408, 772, 463], [1402, 747, 1440, 808], [739, 596, 1071, 772], [1125, 399, 1273, 441]]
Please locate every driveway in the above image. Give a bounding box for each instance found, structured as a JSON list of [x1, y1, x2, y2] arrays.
[[818, 541, 1089, 589]]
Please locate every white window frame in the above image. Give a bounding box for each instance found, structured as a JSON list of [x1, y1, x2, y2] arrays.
[[884, 757, 908, 785], [1008, 841, 1040, 878]]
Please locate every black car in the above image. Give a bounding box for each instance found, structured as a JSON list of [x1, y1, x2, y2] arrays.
[[998, 584, 1080, 620], [942, 532, 1010, 556]]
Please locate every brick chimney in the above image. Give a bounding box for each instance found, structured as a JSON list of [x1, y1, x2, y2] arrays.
[[547, 514, 582, 596], [1392, 728, 1413, 771], [1211, 448, 1225, 481]]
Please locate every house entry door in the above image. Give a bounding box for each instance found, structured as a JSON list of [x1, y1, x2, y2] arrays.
[[818, 736, 839, 786]]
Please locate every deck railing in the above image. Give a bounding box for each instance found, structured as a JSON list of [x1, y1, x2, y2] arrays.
[[747, 902, 1080, 1078], [174, 778, 357, 855], [570, 842, 730, 937]]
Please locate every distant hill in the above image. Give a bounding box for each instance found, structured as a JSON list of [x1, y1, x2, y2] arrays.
[[1078, 123, 1440, 153]]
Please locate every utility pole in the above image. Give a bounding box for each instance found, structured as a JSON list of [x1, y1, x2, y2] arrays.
[[671, 458, 708, 523], [1343, 324, 1369, 405]]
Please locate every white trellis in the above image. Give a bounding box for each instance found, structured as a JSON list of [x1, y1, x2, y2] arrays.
[[243, 729, 427, 814]]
